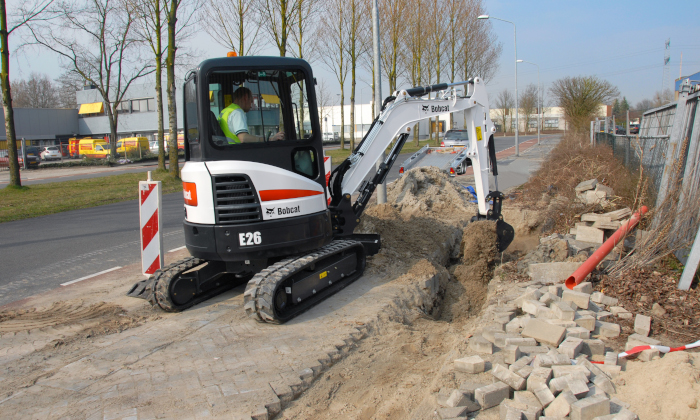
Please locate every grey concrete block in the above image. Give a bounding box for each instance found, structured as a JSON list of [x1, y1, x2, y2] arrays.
[[437, 406, 468, 419], [506, 337, 538, 347], [576, 226, 604, 244], [526, 367, 553, 392], [504, 345, 522, 364], [562, 290, 591, 309], [547, 319, 578, 328], [558, 336, 584, 359], [611, 408, 639, 420], [519, 345, 551, 355], [531, 382, 556, 408], [552, 365, 591, 379], [548, 285, 563, 297], [624, 333, 661, 350], [522, 299, 544, 315], [514, 390, 543, 410], [597, 364, 622, 378], [455, 355, 485, 374], [516, 365, 534, 379], [633, 314, 651, 337], [570, 394, 610, 420], [475, 381, 511, 409], [594, 321, 620, 338], [574, 282, 593, 294], [499, 399, 540, 420], [575, 179, 598, 192], [437, 387, 455, 407], [445, 389, 470, 407], [469, 336, 494, 354], [639, 348, 660, 362], [544, 390, 578, 417], [604, 351, 618, 366], [506, 318, 523, 333], [581, 339, 606, 357], [566, 376, 590, 398], [596, 311, 613, 321], [593, 375, 616, 395], [515, 290, 544, 308], [528, 262, 584, 284], [495, 333, 525, 347], [575, 315, 597, 331], [458, 381, 487, 399], [522, 319, 567, 347], [609, 306, 632, 319], [540, 292, 561, 305], [492, 364, 527, 390], [509, 355, 535, 372], [552, 301, 576, 321], [567, 327, 591, 339]]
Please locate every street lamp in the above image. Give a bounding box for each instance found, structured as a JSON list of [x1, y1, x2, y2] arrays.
[[517, 59, 540, 145], [478, 14, 519, 156]]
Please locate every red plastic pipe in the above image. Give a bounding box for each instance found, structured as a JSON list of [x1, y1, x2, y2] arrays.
[[565, 205, 649, 290]]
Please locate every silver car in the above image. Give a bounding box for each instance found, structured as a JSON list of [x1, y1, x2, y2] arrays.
[[40, 146, 62, 161], [441, 129, 469, 147]]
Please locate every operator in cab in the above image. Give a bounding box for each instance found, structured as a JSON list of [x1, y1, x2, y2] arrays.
[[218, 87, 285, 143]]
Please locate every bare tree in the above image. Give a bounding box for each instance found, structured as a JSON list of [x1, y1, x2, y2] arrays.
[[635, 98, 654, 113], [258, 0, 299, 57], [520, 83, 537, 133], [550, 75, 619, 135], [652, 89, 673, 108], [379, 0, 405, 93], [289, 0, 321, 139], [201, 0, 261, 56], [316, 79, 332, 133], [55, 70, 82, 108], [1, 0, 54, 187], [400, 0, 426, 145], [27, 0, 155, 159], [494, 88, 513, 135], [345, 0, 367, 151], [11, 72, 58, 108], [316, 0, 347, 149]]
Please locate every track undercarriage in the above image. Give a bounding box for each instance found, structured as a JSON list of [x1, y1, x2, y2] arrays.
[[128, 240, 368, 323]]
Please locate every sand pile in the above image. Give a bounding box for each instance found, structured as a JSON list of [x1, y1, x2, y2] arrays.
[[615, 351, 700, 419]]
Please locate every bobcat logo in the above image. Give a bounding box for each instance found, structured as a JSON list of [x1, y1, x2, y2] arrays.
[[421, 105, 429, 112], [266, 208, 275, 215]]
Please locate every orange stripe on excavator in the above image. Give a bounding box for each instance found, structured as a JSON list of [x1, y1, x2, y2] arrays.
[[259, 189, 323, 202]]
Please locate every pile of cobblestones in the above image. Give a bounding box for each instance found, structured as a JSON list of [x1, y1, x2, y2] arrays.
[[433, 278, 668, 420]]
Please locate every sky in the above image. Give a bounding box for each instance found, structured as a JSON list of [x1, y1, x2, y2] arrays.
[[7, 0, 700, 108]]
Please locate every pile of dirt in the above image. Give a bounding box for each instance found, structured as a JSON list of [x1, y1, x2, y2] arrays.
[[615, 351, 700, 419], [596, 266, 700, 341], [0, 301, 125, 333]]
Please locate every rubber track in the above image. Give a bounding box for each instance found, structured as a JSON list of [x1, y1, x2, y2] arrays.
[[243, 240, 363, 324], [150, 257, 234, 312]]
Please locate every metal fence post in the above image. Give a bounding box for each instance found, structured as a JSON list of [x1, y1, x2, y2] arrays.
[[590, 121, 594, 145], [678, 226, 700, 290], [657, 90, 689, 207]]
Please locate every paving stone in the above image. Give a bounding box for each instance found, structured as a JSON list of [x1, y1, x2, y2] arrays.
[[548, 285, 563, 297], [516, 365, 534, 379], [581, 339, 605, 357], [514, 290, 544, 308], [509, 356, 535, 372], [570, 394, 610, 420], [469, 337, 494, 354], [575, 179, 598, 192], [540, 292, 561, 305], [519, 345, 551, 355], [624, 334, 661, 350], [492, 364, 527, 390], [576, 226, 604, 244], [499, 399, 540, 420], [567, 327, 591, 339], [455, 355, 485, 374], [445, 389, 480, 410], [504, 345, 522, 364], [558, 337, 584, 359], [526, 367, 553, 391], [531, 382, 556, 408], [562, 290, 591, 310], [588, 301, 602, 313], [574, 314, 597, 332], [537, 306, 555, 319], [594, 321, 620, 338], [575, 357, 611, 381], [604, 352, 618, 366], [483, 328, 503, 344], [633, 314, 651, 337], [437, 406, 468, 419], [522, 300, 544, 316], [609, 306, 632, 319], [565, 376, 590, 398], [593, 375, 616, 394], [597, 364, 622, 378], [528, 262, 583, 284], [522, 319, 566, 347], [505, 318, 523, 334], [495, 333, 524, 347], [547, 319, 578, 329], [609, 396, 631, 412], [610, 407, 639, 420], [514, 390, 543, 409], [475, 381, 511, 409], [552, 365, 591, 379], [638, 349, 660, 362], [437, 387, 456, 407], [596, 311, 613, 321], [573, 282, 593, 294], [545, 390, 578, 417], [505, 337, 538, 347]]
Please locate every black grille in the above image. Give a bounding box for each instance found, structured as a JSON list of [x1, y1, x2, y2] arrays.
[[212, 174, 261, 224]]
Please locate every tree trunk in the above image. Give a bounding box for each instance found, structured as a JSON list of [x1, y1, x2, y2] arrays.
[[106, 103, 118, 159], [155, 4, 165, 171], [340, 90, 344, 150], [0, 1, 20, 187], [350, 74, 355, 151], [166, 0, 179, 178]]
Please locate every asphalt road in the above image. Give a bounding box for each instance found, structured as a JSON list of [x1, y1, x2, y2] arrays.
[[0, 134, 539, 307]]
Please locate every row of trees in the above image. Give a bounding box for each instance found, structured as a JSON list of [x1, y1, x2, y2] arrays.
[[201, 0, 502, 150], [493, 84, 549, 134], [10, 72, 78, 108], [2, 0, 196, 187]]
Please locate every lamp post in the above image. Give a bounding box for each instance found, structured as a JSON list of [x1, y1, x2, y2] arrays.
[[517, 59, 540, 145], [478, 14, 518, 156]]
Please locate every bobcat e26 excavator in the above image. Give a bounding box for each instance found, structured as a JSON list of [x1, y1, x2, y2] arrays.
[[127, 56, 514, 323]]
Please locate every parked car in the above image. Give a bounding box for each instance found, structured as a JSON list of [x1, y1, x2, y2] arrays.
[[615, 126, 626, 135], [0, 149, 8, 168], [630, 124, 640, 134], [149, 140, 168, 154], [19, 146, 40, 168], [441, 129, 469, 147], [40, 146, 62, 161]]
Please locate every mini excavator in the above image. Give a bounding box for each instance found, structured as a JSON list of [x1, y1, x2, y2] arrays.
[[128, 56, 514, 323]]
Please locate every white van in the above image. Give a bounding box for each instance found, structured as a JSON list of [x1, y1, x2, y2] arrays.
[[322, 132, 338, 143]]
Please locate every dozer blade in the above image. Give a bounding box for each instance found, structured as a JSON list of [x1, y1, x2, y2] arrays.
[[496, 219, 515, 252], [126, 277, 155, 300]]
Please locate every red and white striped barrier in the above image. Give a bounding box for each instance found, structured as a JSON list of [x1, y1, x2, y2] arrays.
[[139, 171, 163, 276], [324, 156, 332, 205], [617, 339, 700, 359]]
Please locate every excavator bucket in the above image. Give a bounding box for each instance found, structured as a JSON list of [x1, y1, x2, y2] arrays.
[[496, 219, 515, 252]]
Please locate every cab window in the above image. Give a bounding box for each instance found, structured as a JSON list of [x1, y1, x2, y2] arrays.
[[207, 69, 313, 146]]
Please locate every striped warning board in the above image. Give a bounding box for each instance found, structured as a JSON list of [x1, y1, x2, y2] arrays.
[[324, 155, 332, 205], [139, 177, 163, 276]]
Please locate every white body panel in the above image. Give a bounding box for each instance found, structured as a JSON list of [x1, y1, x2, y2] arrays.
[[342, 78, 495, 215], [182, 160, 328, 225]]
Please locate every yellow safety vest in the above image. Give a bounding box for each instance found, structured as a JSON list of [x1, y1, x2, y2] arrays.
[[219, 103, 242, 144]]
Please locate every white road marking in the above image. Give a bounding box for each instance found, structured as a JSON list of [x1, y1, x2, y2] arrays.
[[61, 266, 122, 286], [168, 245, 187, 253]]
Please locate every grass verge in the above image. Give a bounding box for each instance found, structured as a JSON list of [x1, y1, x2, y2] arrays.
[[0, 170, 182, 223]]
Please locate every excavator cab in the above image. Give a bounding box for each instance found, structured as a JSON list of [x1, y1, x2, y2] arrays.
[[183, 57, 324, 181]]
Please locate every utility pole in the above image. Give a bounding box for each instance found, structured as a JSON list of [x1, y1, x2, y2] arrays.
[[372, 0, 386, 204]]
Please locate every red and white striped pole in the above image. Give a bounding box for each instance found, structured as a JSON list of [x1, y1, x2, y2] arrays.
[[324, 156, 332, 205], [139, 171, 163, 276]]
